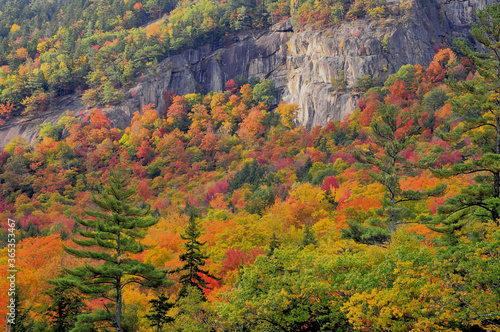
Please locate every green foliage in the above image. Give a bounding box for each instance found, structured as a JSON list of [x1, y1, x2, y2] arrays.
[[173, 216, 218, 298], [229, 159, 268, 192], [301, 222, 317, 247], [309, 161, 336, 185], [331, 70, 347, 91], [451, 37, 474, 57], [145, 294, 175, 332], [355, 75, 376, 92], [384, 64, 417, 89], [49, 168, 170, 331], [45, 281, 85, 332], [218, 248, 350, 331], [432, 2, 500, 232], [381, 34, 389, 52], [38, 122, 63, 141], [245, 185, 275, 215], [341, 220, 390, 245], [167, 286, 219, 331], [9, 287, 34, 332], [252, 78, 278, 105], [357, 103, 446, 232]]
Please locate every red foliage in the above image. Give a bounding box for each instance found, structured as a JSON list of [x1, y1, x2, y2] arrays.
[[137, 141, 154, 162], [226, 79, 238, 94], [205, 180, 229, 204], [137, 179, 151, 200], [0, 150, 9, 163], [395, 117, 413, 140], [435, 150, 462, 167], [328, 152, 356, 165], [199, 132, 218, 153], [305, 147, 326, 163], [167, 96, 189, 123], [133, 2, 143, 10], [321, 176, 340, 191], [162, 90, 176, 114], [220, 247, 265, 276], [359, 92, 380, 127], [275, 158, 295, 170], [387, 79, 409, 108], [0, 103, 14, 125], [89, 109, 112, 128]]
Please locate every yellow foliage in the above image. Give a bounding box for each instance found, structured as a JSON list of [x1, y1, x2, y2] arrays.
[[16, 47, 28, 61], [146, 22, 161, 38], [275, 101, 300, 129], [37, 41, 48, 54], [10, 24, 20, 33]]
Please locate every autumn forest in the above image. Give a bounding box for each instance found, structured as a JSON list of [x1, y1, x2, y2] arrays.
[[1, 0, 500, 331]]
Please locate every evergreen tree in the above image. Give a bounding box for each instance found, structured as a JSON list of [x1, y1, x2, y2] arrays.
[[145, 293, 175, 332], [341, 220, 391, 245], [301, 222, 317, 248], [267, 232, 280, 256], [431, 2, 500, 233], [355, 103, 445, 233], [49, 168, 170, 332], [173, 215, 218, 298], [9, 286, 34, 332], [45, 279, 86, 332]]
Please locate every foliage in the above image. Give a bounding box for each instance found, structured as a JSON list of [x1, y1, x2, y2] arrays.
[[173, 215, 218, 298], [430, 3, 500, 234], [48, 168, 169, 331], [1, 34, 500, 330]]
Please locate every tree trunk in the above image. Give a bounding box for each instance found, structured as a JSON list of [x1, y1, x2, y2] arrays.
[[116, 279, 122, 332]]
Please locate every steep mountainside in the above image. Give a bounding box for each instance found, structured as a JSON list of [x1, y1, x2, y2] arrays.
[[0, 0, 495, 146]]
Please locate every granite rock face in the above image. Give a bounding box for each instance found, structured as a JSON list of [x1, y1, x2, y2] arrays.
[[129, 22, 291, 114], [0, 0, 496, 146], [284, 0, 455, 128]]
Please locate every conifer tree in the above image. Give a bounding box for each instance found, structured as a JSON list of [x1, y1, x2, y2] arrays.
[[301, 222, 317, 248], [45, 279, 85, 332], [431, 3, 500, 232], [173, 215, 218, 298], [267, 232, 280, 256], [355, 103, 445, 233], [145, 293, 174, 332], [9, 287, 34, 332], [49, 168, 169, 332]]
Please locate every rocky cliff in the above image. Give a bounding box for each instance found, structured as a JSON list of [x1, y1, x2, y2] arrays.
[[0, 0, 495, 146]]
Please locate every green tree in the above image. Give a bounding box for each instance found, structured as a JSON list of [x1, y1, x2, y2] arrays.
[[145, 293, 175, 332], [431, 3, 500, 233], [49, 168, 170, 332], [45, 280, 86, 332], [173, 215, 218, 298], [301, 222, 317, 248], [218, 248, 349, 331], [9, 287, 34, 332], [252, 78, 277, 105], [355, 104, 445, 233]]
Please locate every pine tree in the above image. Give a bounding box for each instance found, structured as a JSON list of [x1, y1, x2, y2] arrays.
[[431, 3, 500, 232], [301, 222, 317, 248], [356, 103, 445, 233], [45, 280, 86, 332], [145, 293, 174, 332], [173, 215, 218, 298], [268, 232, 280, 256], [49, 168, 170, 332], [9, 287, 34, 332]]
